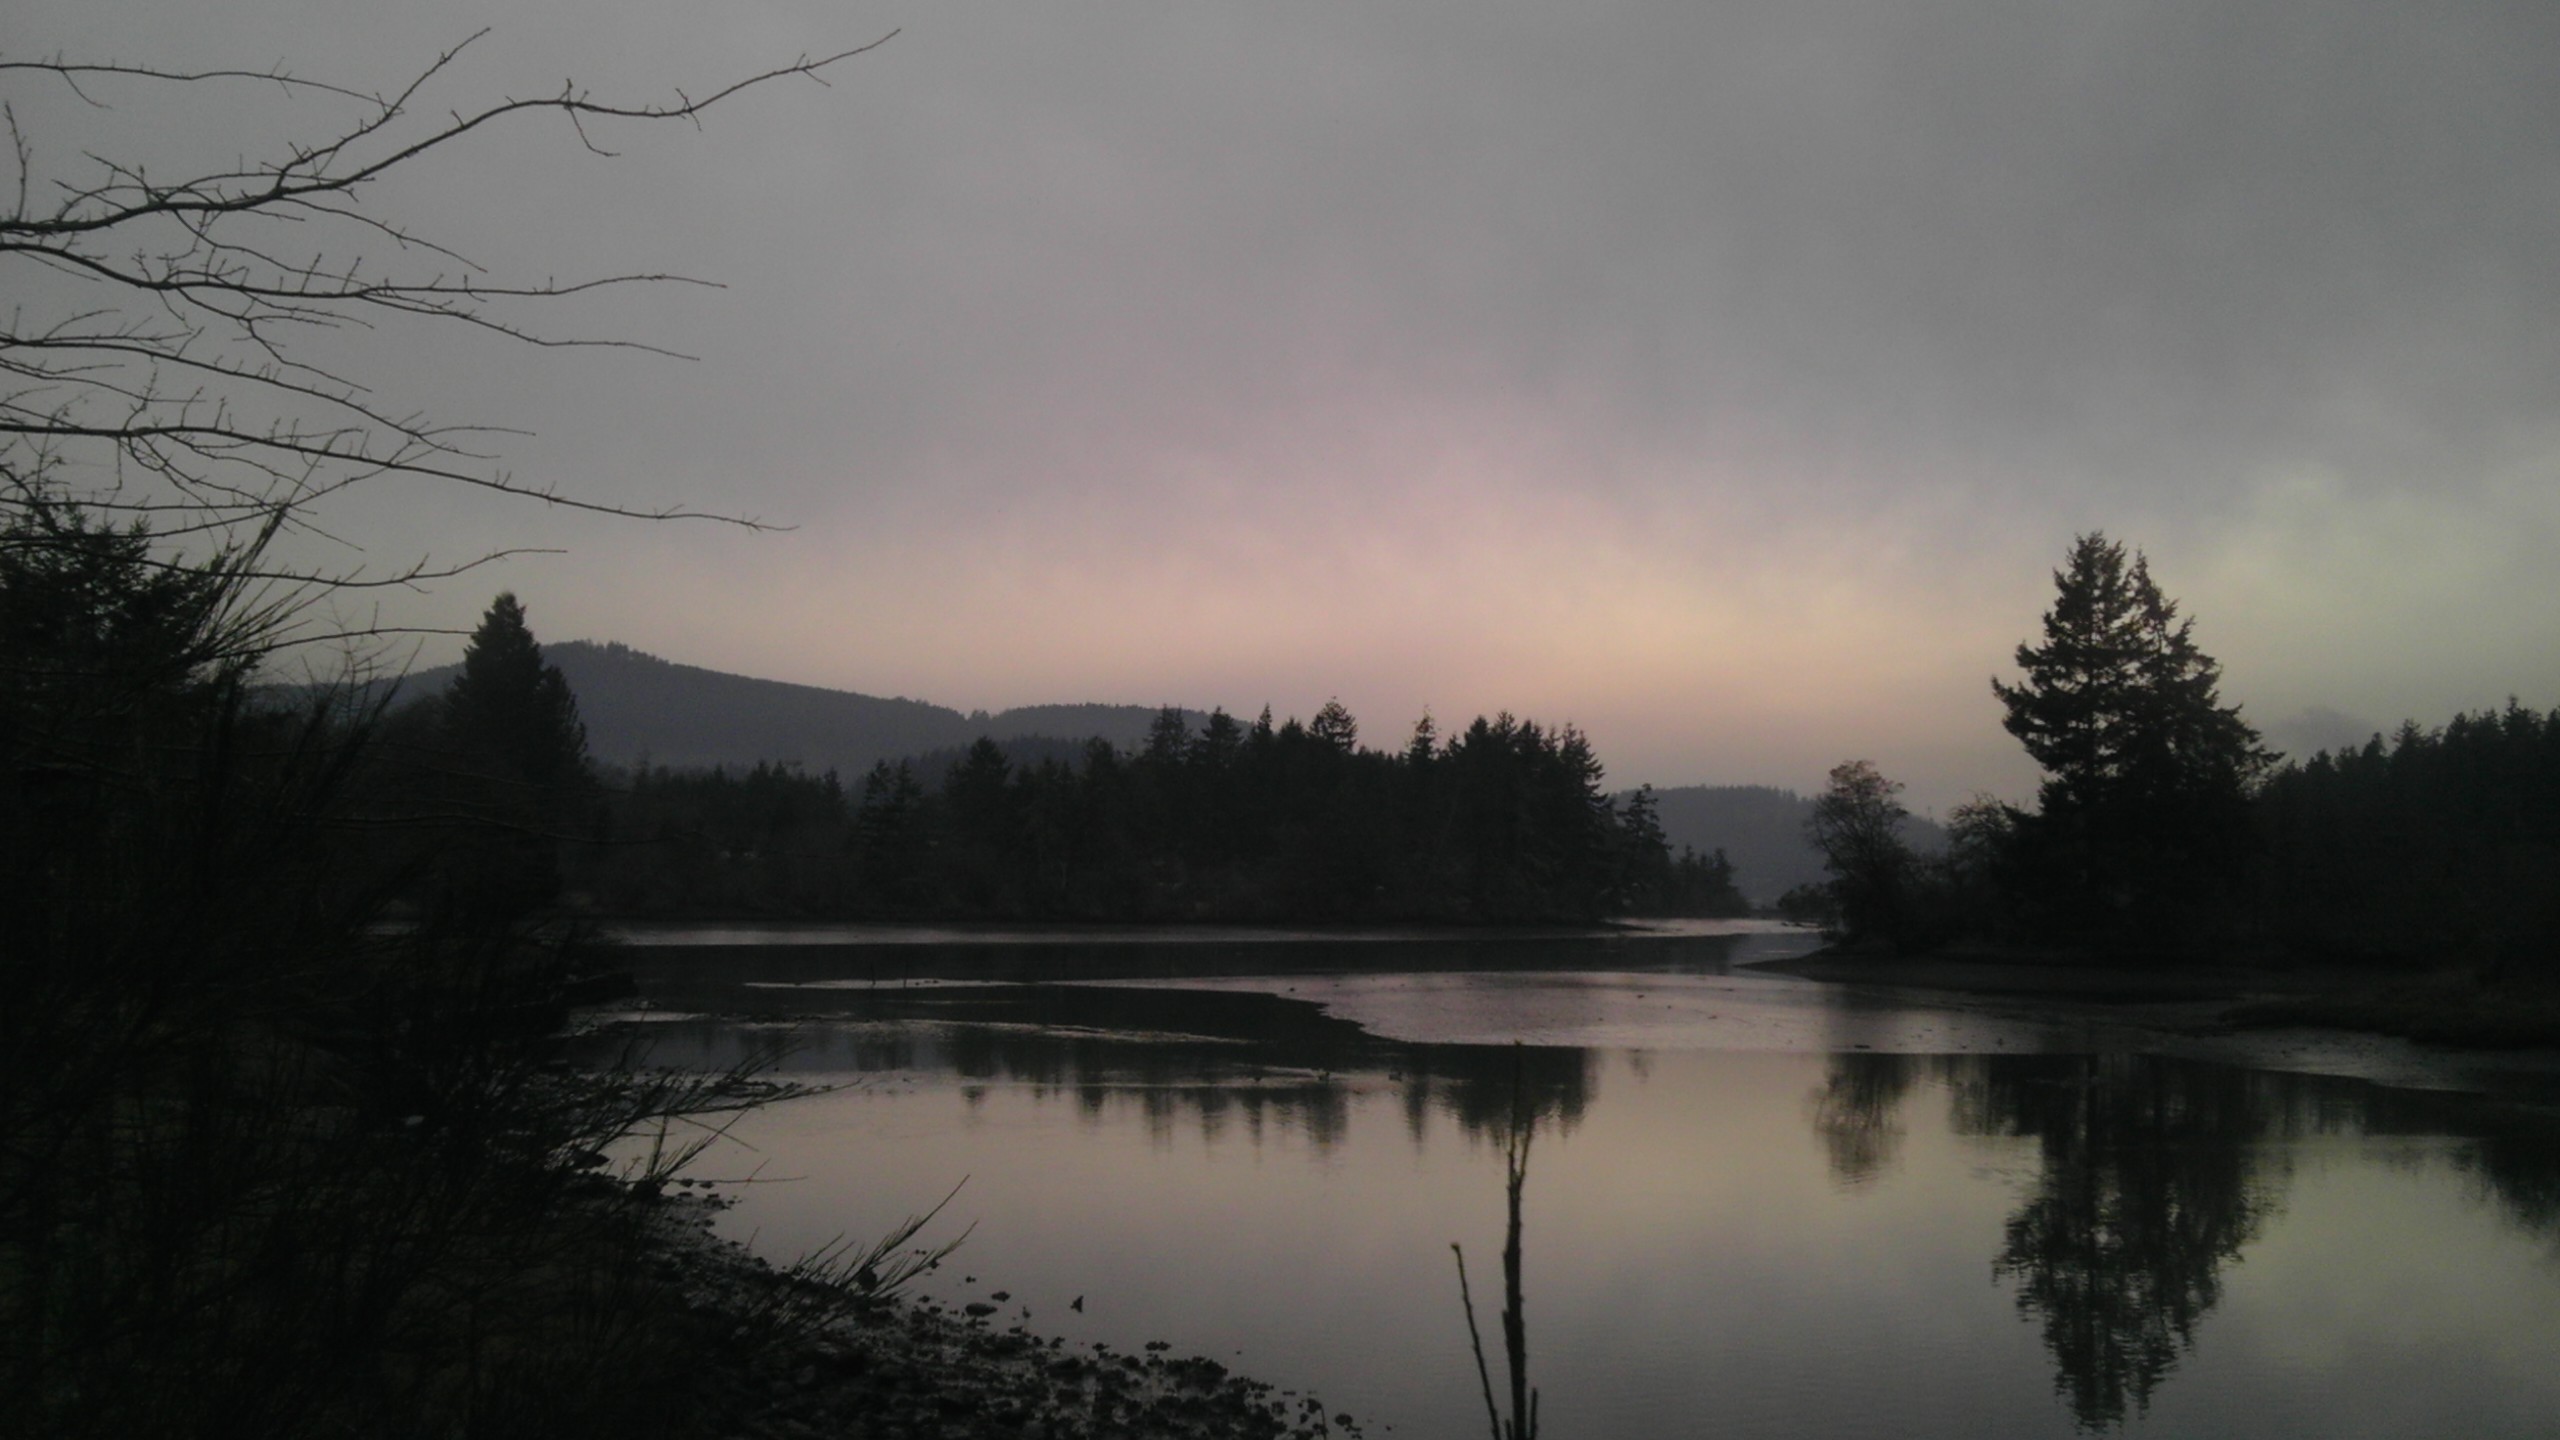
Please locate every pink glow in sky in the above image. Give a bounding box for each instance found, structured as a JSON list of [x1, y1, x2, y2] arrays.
[[13, 0, 2559, 813]]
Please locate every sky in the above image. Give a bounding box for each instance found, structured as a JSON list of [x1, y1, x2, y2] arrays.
[[13, 0, 2560, 814]]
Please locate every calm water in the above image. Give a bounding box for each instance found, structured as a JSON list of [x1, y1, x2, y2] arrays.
[[600, 924, 2560, 1438]]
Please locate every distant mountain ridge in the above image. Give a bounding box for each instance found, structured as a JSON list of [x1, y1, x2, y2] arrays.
[[389, 640, 1195, 778], [1626, 783, 1948, 904], [380, 642, 1926, 902]]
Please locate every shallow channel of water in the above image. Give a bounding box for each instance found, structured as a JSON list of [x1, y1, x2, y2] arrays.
[[598, 923, 2560, 1439]]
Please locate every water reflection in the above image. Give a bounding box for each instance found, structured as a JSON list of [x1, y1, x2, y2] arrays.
[[1957, 1056, 2281, 1430], [1453, 1051, 1541, 1440], [585, 931, 2560, 1439], [1806, 1049, 2560, 1430], [2463, 1119, 2560, 1238], [594, 979, 1594, 1156], [1807, 1051, 1918, 1190]]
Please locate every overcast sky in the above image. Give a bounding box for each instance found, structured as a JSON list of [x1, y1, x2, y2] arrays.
[[15, 0, 2560, 812]]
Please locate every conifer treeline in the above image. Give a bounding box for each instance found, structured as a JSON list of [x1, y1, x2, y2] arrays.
[[1809, 533, 2560, 979], [577, 705, 1747, 923], [2256, 700, 2560, 972]]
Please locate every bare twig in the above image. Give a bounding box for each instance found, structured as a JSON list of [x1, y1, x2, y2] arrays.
[[3, 29, 881, 608]]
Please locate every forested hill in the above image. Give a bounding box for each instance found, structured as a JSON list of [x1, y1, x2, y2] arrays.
[[1631, 784, 1947, 903], [388, 641, 1196, 776], [375, 641, 1944, 907]]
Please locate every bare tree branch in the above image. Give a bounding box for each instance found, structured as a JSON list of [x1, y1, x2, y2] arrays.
[[2, 29, 881, 644]]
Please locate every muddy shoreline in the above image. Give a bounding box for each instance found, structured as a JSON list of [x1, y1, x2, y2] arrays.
[[655, 1194, 1368, 1440]]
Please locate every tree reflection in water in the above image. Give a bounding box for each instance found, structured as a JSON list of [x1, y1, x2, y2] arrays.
[[1965, 1056, 2280, 1430], [1809, 1052, 2286, 1429], [614, 964, 2560, 1434], [1453, 1048, 1540, 1440], [2461, 1121, 2560, 1240], [1802, 1047, 2560, 1429], [1808, 1052, 1919, 1190]]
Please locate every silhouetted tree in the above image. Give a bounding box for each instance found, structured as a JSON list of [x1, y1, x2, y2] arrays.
[[445, 593, 592, 798], [1193, 707, 1246, 768], [1993, 534, 2273, 944], [1808, 760, 1915, 945], [942, 736, 1021, 912], [1311, 697, 1360, 752], [853, 761, 930, 913], [2, 36, 882, 616], [433, 593, 594, 923], [1, 35, 899, 1438], [0, 493, 260, 728]]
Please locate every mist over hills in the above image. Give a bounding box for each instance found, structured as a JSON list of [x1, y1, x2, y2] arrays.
[[388, 640, 1927, 905], [390, 641, 1194, 780], [1627, 784, 1948, 904]]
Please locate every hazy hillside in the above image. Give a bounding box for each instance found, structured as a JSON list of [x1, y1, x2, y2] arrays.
[[1628, 783, 1947, 904], [389, 641, 1190, 777], [376, 643, 1956, 897]]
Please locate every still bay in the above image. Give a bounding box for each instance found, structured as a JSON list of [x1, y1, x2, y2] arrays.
[[599, 923, 2560, 1438]]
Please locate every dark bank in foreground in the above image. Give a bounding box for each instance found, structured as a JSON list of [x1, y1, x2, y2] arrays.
[[620, 1192, 1369, 1440]]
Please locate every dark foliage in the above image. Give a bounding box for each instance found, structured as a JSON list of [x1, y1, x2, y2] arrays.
[[2256, 701, 2560, 976], [1814, 532, 2554, 974], [442, 595, 594, 801], [0, 34, 917, 1438], [1992, 533, 2274, 947], [1807, 761, 1918, 946], [0, 509, 783, 1439], [1611, 785, 1751, 918], [413, 594, 603, 928], [1626, 783, 1944, 906], [579, 707, 1708, 924]]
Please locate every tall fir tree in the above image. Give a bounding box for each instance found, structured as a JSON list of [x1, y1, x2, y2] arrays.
[[1993, 534, 2272, 942], [438, 593, 593, 923], [443, 592, 591, 797]]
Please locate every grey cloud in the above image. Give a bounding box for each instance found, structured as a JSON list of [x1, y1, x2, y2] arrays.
[[12, 0, 2556, 801]]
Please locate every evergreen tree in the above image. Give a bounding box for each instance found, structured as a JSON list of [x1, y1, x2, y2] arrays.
[[1141, 706, 1192, 766], [1992, 534, 2272, 941], [443, 592, 591, 798], [1310, 697, 1359, 753], [1614, 785, 1674, 909], [1404, 712, 1439, 768], [438, 593, 593, 922], [853, 761, 930, 914], [1191, 707, 1245, 768]]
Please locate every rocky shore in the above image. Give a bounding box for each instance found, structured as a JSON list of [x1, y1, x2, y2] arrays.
[[651, 1198, 1370, 1440]]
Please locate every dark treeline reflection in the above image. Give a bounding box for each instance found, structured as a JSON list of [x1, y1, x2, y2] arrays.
[[596, 980, 1592, 1156], [1809, 1052, 2560, 1429]]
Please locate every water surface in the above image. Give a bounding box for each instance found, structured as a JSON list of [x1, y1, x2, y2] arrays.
[[603, 926, 2560, 1438]]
